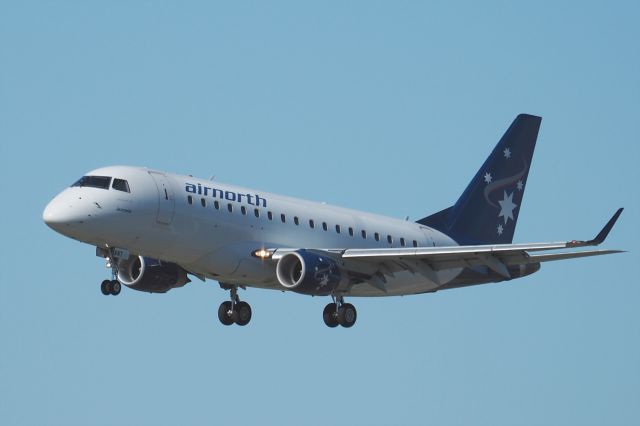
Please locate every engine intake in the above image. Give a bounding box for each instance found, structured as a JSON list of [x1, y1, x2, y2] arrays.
[[117, 256, 190, 293], [276, 250, 341, 296]]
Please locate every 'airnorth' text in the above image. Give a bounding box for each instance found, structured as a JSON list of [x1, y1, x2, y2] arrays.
[[185, 183, 267, 207]]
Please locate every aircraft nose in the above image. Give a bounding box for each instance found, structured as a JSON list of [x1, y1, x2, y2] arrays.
[[43, 194, 84, 233], [43, 197, 70, 231]]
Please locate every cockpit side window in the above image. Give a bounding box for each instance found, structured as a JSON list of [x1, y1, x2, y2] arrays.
[[71, 176, 112, 189], [112, 178, 131, 193]]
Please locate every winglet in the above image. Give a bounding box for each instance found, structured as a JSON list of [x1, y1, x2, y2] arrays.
[[568, 208, 623, 248], [592, 208, 624, 245]]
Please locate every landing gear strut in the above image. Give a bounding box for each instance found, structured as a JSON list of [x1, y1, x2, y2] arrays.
[[323, 295, 357, 328], [218, 284, 252, 326], [100, 248, 122, 296]]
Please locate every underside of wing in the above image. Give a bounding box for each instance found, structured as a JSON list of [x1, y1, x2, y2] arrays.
[[268, 208, 625, 294]]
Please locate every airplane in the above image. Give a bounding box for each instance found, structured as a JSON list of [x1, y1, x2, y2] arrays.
[[43, 114, 624, 328]]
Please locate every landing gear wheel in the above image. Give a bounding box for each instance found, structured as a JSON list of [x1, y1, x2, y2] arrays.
[[110, 280, 121, 296], [338, 303, 357, 328], [235, 301, 252, 326], [100, 280, 111, 296], [218, 301, 235, 326], [323, 303, 339, 328]]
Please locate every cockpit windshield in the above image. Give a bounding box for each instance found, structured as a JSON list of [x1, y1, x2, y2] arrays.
[[71, 176, 112, 189]]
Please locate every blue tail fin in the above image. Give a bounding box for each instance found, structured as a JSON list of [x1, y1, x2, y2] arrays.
[[418, 114, 541, 245]]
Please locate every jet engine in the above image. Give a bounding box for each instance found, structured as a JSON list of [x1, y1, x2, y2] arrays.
[[117, 256, 190, 293], [276, 250, 342, 296]]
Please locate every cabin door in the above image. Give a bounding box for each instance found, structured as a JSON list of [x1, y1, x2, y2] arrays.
[[148, 171, 175, 225]]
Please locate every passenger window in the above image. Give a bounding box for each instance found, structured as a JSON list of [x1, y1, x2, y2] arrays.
[[281, 214, 286, 223], [241, 206, 247, 215], [322, 222, 328, 231], [335, 224, 341, 234], [361, 230, 367, 239], [187, 195, 193, 205], [294, 216, 299, 225], [400, 238, 405, 247], [348, 227, 354, 236], [201, 198, 206, 207], [309, 219, 315, 228], [268, 211, 273, 220], [214, 200, 220, 210], [413, 240, 418, 247], [374, 232, 380, 241], [387, 235, 393, 244], [112, 178, 130, 193], [227, 203, 233, 213], [254, 208, 259, 218]]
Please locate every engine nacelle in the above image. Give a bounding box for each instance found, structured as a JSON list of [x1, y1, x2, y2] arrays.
[[276, 250, 342, 296], [117, 256, 190, 293]]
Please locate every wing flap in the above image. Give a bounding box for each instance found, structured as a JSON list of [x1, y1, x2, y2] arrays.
[[524, 250, 625, 263], [342, 242, 568, 260], [342, 245, 624, 272]]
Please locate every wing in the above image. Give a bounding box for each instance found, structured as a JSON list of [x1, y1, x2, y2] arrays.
[[270, 208, 624, 291]]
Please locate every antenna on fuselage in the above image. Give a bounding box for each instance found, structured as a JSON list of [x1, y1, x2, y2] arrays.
[[209, 175, 215, 181]]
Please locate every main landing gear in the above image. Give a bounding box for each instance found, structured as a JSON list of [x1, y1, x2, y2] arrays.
[[323, 296, 357, 328], [218, 284, 252, 326]]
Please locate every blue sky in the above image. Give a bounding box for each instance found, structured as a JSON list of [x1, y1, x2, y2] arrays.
[[1, 2, 638, 425]]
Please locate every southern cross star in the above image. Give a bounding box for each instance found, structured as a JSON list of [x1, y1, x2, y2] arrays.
[[484, 172, 492, 184], [497, 224, 503, 235], [517, 180, 524, 191], [498, 191, 517, 224], [503, 147, 511, 159]]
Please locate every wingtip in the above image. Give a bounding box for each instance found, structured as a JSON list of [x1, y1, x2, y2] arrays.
[[593, 208, 624, 245]]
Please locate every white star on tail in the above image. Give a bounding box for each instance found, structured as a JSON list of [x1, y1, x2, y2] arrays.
[[503, 147, 511, 159], [517, 180, 524, 191], [484, 172, 492, 183], [498, 191, 517, 224], [497, 224, 503, 235]]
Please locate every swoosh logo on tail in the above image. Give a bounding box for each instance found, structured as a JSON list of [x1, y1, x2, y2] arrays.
[[483, 158, 528, 208]]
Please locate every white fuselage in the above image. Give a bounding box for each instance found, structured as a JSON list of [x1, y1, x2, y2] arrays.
[[43, 166, 460, 296]]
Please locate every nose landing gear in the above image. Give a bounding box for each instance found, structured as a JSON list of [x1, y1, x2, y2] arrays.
[[323, 295, 357, 328], [99, 247, 123, 296], [218, 284, 252, 326], [100, 279, 121, 296]]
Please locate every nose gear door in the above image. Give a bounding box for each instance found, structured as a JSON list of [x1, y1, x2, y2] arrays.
[[148, 171, 175, 225]]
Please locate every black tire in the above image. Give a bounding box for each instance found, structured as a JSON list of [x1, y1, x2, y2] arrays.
[[338, 303, 357, 328], [218, 301, 235, 326], [100, 280, 111, 296], [323, 303, 339, 328], [110, 280, 121, 296], [235, 301, 252, 326]]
